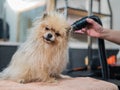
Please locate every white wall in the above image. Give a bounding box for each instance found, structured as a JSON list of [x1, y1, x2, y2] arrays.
[[0, 0, 5, 18], [110, 0, 120, 30]]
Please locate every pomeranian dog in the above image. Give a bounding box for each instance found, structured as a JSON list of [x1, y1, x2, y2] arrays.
[[0, 12, 71, 83]]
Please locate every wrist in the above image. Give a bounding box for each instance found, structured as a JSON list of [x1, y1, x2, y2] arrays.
[[99, 28, 110, 39]]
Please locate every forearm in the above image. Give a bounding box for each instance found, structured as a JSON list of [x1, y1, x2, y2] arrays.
[[100, 28, 120, 45]]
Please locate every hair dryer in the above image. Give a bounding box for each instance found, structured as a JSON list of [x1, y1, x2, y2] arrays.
[[71, 15, 102, 31], [71, 15, 109, 80]]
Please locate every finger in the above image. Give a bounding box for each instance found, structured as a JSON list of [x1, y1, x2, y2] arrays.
[[82, 28, 87, 32], [86, 18, 99, 26], [75, 30, 85, 34]]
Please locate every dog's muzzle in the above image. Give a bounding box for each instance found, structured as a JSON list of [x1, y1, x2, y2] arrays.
[[43, 32, 55, 42]]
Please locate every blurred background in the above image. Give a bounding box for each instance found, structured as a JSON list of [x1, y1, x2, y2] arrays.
[[0, 0, 120, 81], [0, 0, 120, 47]]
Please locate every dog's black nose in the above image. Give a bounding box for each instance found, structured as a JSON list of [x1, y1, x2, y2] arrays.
[[47, 33, 52, 38]]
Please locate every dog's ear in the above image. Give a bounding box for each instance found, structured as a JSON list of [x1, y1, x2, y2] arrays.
[[65, 26, 71, 36], [66, 26, 71, 32], [41, 12, 48, 19]]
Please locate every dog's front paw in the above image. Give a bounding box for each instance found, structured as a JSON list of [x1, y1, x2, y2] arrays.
[[16, 79, 26, 84], [47, 77, 57, 83], [41, 77, 57, 83]]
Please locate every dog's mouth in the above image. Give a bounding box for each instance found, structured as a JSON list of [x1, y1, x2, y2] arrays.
[[43, 33, 55, 44], [43, 37, 52, 42]]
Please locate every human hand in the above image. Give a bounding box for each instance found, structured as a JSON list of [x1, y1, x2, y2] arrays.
[[75, 18, 103, 38]]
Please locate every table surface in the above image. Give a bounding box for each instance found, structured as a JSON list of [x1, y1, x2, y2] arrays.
[[0, 77, 118, 90]]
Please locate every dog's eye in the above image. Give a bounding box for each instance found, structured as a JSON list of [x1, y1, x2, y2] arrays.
[[45, 27, 49, 30], [55, 33, 60, 37]]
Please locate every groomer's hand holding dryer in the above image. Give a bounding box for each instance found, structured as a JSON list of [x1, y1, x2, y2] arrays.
[[75, 18, 120, 45]]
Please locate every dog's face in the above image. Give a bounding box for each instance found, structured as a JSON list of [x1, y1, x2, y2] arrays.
[[34, 12, 71, 45]]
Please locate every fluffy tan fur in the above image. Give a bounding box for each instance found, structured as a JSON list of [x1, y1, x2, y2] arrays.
[[0, 12, 70, 83]]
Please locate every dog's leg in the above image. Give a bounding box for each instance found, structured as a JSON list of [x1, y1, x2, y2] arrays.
[[37, 70, 57, 83]]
